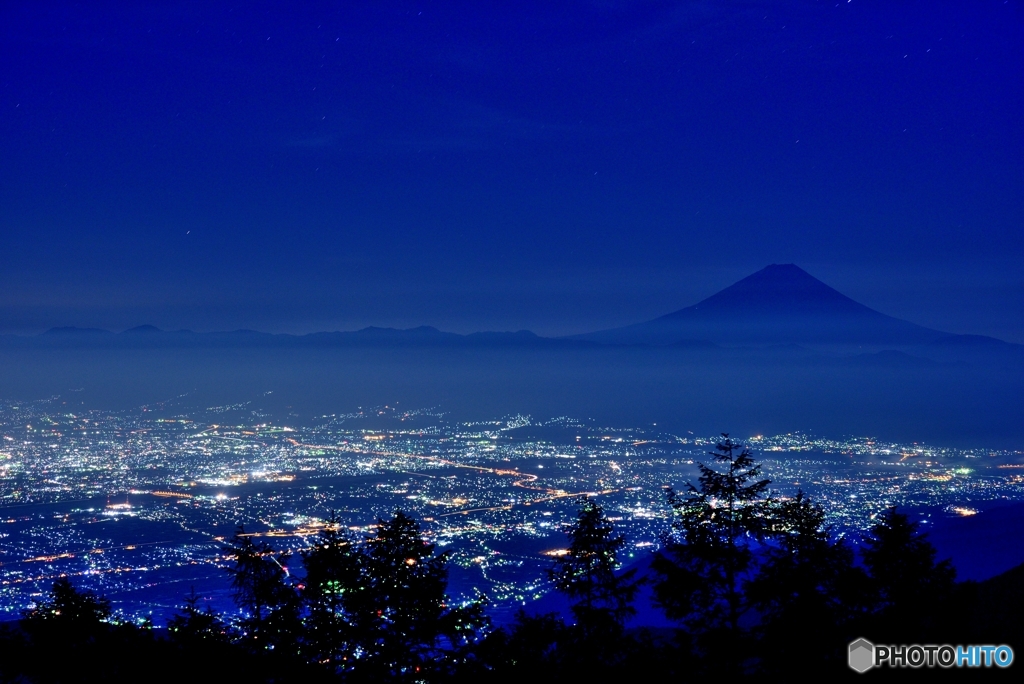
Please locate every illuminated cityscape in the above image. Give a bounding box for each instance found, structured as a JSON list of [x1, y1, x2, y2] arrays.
[[0, 2, 1020, 677], [1, 395, 1020, 624]]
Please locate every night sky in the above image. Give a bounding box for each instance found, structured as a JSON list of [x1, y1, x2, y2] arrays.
[[2, 1, 1022, 340]]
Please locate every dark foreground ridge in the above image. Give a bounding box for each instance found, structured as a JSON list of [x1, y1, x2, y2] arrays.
[[1, 439, 1019, 682]]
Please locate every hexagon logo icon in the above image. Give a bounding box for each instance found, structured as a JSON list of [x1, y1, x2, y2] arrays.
[[849, 638, 875, 673]]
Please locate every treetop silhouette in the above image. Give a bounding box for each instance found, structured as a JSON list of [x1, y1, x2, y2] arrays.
[[223, 526, 302, 652], [652, 434, 774, 660], [22, 576, 112, 629], [550, 498, 640, 642]]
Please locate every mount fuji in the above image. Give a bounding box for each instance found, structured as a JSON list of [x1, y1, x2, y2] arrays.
[[574, 264, 946, 347]]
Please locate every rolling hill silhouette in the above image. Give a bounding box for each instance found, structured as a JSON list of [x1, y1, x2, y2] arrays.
[[575, 264, 946, 346]]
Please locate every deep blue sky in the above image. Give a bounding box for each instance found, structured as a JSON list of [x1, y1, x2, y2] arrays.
[[2, 1, 1022, 340]]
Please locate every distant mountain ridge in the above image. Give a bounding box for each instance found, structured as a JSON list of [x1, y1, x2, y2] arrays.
[[12, 324, 588, 351], [573, 264, 946, 346], [12, 265, 1020, 353]]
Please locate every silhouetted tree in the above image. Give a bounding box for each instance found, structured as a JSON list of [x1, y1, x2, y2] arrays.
[[301, 513, 364, 671], [861, 506, 956, 641], [167, 586, 230, 644], [337, 511, 488, 682], [652, 434, 773, 669], [22, 576, 112, 631], [746, 490, 866, 673], [13, 579, 175, 682], [551, 499, 639, 643], [470, 610, 570, 678], [224, 526, 302, 653]]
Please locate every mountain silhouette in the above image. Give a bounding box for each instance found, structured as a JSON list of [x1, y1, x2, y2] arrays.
[[11, 266, 989, 350], [575, 264, 945, 346]]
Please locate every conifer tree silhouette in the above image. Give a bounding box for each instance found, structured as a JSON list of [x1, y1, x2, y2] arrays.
[[349, 511, 487, 681], [224, 526, 302, 652], [862, 506, 956, 641], [746, 490, 865, 672], [299, 510, 486, 681], [301, 513, 364, 670], [167, 586, 230, 644], [652, 434, 772, 667], [551, 499, 639, 643], [22, 576, 112, 631]]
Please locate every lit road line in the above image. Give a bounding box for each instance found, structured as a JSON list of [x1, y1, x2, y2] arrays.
[[436, 488, 620, 518], [278, 438, 621, 519], [437, 505, 514, 517], [2, 539, 175, 566], [0, 498, 100, 511], [286, 438, 546, 492]]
